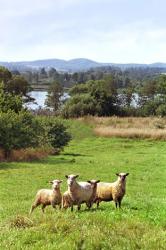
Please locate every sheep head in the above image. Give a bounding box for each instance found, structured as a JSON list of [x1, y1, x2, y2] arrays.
[[116, 173, 129, 182], [65, 174, 79, 187], [49, 180, 63, 190], [87, 180, 100, 188]]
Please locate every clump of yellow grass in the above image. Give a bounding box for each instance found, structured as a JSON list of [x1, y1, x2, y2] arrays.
[[79, 116, 166, 140], [94, 127, 166, 140]]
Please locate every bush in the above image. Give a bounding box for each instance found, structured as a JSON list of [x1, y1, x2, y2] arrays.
[[0, 110, 42, 159], [0, 83, 23, 113], [62, 94, 97, 118], [62, 78, 118, 118], [156, 104, 166, 117], [39, 118, 72, 153]]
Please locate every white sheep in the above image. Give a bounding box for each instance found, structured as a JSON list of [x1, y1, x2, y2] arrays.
[[64, 174, 100, 211], [95, 173, 129, 208], [29, 179, 63, 214]]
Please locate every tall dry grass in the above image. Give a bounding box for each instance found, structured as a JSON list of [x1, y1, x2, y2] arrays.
[[94, 127, 166, 140], [79, 116, 166, 140], [0, 147, 53, 162]]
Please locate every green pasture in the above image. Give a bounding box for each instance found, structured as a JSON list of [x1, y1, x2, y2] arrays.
[[0, 120, 166, 249]]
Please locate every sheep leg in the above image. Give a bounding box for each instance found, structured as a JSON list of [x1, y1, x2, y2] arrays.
[[86, 201, 92, 209], [77, 203, 81, 211], [29, 200, 40, 214], [51, 203, 56, 209], [96, 200, 100, 208], [41, 204, 46, 213], [71, 205, 74, 212], [118, 200, 121, 208], [115, 202, 118, 209]]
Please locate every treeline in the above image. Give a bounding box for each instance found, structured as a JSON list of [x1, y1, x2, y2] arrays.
[[46, 74, 166, 118], [19, 65, 165, 89], [1, 65, 166, 119], [65, 75, 166, 117]]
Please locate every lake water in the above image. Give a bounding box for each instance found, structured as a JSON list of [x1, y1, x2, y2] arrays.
[[26, 91, 48, 109], [26, 91, 139, 110], [26, 91, 70, 109]]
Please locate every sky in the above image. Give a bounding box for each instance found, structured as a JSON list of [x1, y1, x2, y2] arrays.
[[0, 0, 166, 63]]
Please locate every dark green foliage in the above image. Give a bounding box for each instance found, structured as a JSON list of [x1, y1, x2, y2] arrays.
[[62, 76, 118, 117], [0, 83, 23, 113], [0, 67, 32, 103], [39, 118, 71, 152], [0, 66, 12, 83], [45, 81, 63, 112], [62, 94, 97, 118], [5, 75, 31, 96], [137, 75, 166, 116], [156, 104, 166, 117], [0, 110, 41, 158]]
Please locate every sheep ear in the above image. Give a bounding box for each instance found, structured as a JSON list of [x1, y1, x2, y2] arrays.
[[65, 175, 68, 179], [75, 175, 79, 178], [49, 181, 53, 184], [126, 173, 129, 176], [96, 180, 100, 183], [87, 180, 91, 183], [116, 173, 119, 176], [59, 180, 63, 183]]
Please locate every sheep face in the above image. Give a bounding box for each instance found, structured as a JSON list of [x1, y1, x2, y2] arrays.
[[50, 180, 63, 190], [116, 173, 129, 182], [65, 174, 79, 187], [87, 180, 100, 188]]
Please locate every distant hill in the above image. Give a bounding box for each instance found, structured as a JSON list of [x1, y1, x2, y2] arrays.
[[0, 58, 166, 72]]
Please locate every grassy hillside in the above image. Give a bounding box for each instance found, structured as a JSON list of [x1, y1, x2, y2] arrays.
[[0, 119, 166, 249]]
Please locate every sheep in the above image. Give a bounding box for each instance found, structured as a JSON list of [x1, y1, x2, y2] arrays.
[[29, 179, 63, 214], [62, 179, 100, 210], [95, 173, 129, 208], [62, 190, 73, 210], [86, 179, 100, 208], [63, 174, 100, 211]]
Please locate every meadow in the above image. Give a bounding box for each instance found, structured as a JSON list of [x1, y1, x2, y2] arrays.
[[0, 119, 166, 250]]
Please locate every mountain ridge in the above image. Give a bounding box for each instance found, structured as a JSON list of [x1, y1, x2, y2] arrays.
[[0, 58, 166, 72]]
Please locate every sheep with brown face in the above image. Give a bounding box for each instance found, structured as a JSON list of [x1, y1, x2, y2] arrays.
[[62, 174, 100, 211], [95, 173, 129, 208], [29, 180, 63, 214], [86, 179, 100, 208]]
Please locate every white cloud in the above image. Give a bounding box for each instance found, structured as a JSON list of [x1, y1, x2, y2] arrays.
[[0, 0, 166, 62]]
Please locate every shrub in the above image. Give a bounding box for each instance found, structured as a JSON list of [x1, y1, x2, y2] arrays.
[[62, 78, 118, 118], [0, 110, 42, 159], [156, 104, 166, 117], [0, 83, 23, 113], [39, 118, 72, 153]]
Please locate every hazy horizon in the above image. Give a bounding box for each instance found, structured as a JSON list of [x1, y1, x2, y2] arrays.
[[0, 0, 165, 63], [1, 57, 166, 65]]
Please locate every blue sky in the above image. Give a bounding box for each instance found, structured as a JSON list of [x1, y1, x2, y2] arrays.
[[0, 0, 165, 63]]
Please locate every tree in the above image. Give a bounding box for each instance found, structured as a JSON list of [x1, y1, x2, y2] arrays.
[[0, 67, 12, 83], [45, 81, 63, 112], [48, 68, 57, 78], [47, 121, 71, 153], [0, 110, 41, 158], [5, 75, 31, 97], [62, 76, 119, 117], [40, 68, 47, 78], [39, 118, 71, 153], [0, 83, 23, 113]]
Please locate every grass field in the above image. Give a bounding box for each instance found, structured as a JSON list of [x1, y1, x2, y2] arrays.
[[0, 119, 166, 249]]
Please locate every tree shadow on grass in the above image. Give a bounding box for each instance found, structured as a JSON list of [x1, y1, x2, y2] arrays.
[[63, 153, 90, 157], [0, 157, 76, 170]]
